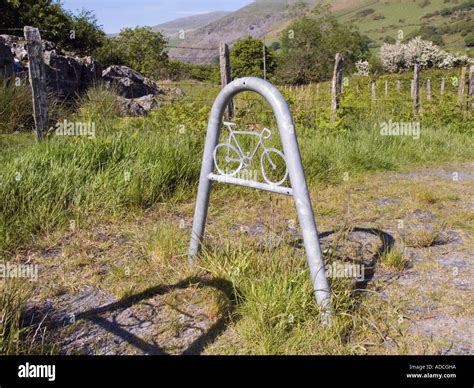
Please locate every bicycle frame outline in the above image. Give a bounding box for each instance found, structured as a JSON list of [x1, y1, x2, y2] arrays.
[[222, 122, 273, 168]]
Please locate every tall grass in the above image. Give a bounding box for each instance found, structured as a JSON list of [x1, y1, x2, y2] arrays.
[[0, 71, 472, 355], [0, 278, 29, 354], [0, 86, 203, 255], [1, 71, 473, 254], [0, 77, 33, 134]]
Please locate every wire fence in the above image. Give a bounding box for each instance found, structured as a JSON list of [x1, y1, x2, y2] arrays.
[[1, 28, 473, 139]]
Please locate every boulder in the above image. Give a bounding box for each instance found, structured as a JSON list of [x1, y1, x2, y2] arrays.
[[0, 40, 14, 78], [102, 65, 164, 98], [43, 51, 102, 99], [117, 94, 159, 117], [0, 34, 184, 114]]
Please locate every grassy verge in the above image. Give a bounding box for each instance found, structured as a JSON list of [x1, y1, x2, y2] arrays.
[[0, 71, 472, 354]]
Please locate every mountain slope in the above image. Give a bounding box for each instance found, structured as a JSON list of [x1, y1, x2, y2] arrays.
[[167, 0, 319, 64], [152, 11, 231, 37], [163, 0, 473, 64]]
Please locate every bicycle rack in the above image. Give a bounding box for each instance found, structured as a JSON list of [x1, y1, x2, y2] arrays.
[[189, 77, 332, 321]]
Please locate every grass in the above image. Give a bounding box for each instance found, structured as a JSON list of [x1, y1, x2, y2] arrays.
[[1, 70, 472, 254], [0, 278, 28, 355], [334, 0, 473, 52], [0, 68, 473, 354], [6, 160, 472, 354], [381, 248, 409, 271], [402, 227, 442, 248], [0, 77, 33, 134]]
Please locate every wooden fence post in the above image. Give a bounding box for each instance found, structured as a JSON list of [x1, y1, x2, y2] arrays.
[[396, 80, 401, 94], [24, 26, 48, 141], [413, 63, 420, 116], [426, 79, 431, 102], [371, 80, 376, 100], [440, 78, 445, 96], [458, 66, 466, 107], [468, 65, 474, 110], [219, 43, 234, 118], [331, 53, 343, 121], [384, 80, 388, 97]]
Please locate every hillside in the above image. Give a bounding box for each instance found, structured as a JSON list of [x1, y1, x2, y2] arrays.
[[163, 0, 473, 64], [152, 11, 231, 37], [335, 0, 474, 52], [166, 0, 319, 64]]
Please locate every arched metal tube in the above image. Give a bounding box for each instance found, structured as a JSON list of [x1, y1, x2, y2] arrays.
[[189, 77, 332, 318]]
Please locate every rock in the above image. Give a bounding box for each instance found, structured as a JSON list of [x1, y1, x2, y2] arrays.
[[117, 94, 159, 117], [44, 50, 84, 98], [168, 87, 185, 97], [81, 56, 102, 87], [0, 34, 21, 46], [102, 65, 164, 99], [43, 51, 102, 99], [0, 34, 182, 109], [0, 34, 101, 99], [0, 41, 14, 78]]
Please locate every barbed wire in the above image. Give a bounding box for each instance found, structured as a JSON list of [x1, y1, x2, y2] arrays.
[[0, 27, 58, 34], [165, 45, 218, 51]]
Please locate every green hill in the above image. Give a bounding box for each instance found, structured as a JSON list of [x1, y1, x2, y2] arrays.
[[162, 0, 473, 63]]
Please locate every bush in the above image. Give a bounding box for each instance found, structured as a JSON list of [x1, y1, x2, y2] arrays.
[[380, 37, 474, 72], [277, 16, 370, 84], [95, 27, 168, 78], [230, 36, 276, 79], [465, 33, 474, 47], [0, 0, 105, 55]]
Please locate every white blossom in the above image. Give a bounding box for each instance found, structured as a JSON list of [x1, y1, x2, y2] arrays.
[[355, 60, 370, 76], [380, 37, 473, 72]]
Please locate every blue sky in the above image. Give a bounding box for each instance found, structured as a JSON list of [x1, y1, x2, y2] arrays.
[[62, 0, 253, 33]]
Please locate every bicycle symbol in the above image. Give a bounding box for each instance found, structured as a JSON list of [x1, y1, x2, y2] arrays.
[[213, 122, 289, 186]]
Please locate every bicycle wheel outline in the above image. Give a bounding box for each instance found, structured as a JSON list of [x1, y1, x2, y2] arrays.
[[260, 148, 289, 186], [213, 143, 244, 177]]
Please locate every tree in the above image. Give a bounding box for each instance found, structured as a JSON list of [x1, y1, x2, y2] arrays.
[[68, 9, 106, 54], [96, 27, 168, 77], [230, 36, 276, 79], [109, 27, 168, 77], [277, 15, 370, 84], [0, 0, 105, 54]]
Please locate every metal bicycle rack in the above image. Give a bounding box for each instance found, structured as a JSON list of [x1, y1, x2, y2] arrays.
[[189, 77, 332, 320]]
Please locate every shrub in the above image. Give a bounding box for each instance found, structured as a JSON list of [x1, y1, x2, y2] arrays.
[[278, 16, 370, 84], [465, 33, 474, 47], [380, 37, 474, 72], [230, 36, 276, 79]]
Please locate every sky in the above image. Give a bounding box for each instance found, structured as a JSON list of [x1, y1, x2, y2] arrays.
[[62, 0, 254, 34]]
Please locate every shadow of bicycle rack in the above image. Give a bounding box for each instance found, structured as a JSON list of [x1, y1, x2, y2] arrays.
[[291, 227, 395, 291], [69, 276, 239, 355]]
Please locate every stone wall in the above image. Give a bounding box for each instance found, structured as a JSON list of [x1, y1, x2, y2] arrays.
[[0, 40, 14, 78]]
